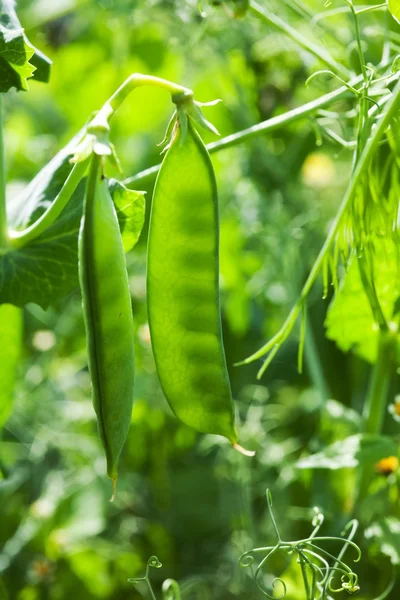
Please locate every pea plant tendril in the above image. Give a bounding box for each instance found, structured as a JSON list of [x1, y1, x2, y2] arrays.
[[128, 557, 182, 600], [239, 490, 361, 600], [130, 491, 365, 600]]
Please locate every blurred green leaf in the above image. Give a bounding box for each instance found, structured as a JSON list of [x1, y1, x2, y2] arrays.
[[389, 0, 400, 25], [0, 304, 22, 428], [297, 434, 398, 470], [365, 518, 400, 565], [0, 0, 51, 92], [0, 577, 8, 600]]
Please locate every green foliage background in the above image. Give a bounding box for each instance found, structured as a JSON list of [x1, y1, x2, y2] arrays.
[[1, 1, 399, 599]]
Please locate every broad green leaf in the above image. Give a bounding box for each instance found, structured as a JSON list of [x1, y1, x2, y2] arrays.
[[325, 243, 400, 363], [0, 304, 22, 429], [297, 434, 397, 470], [0, 0, 51, 92], [1, 183, 85, 308], [3, 134, 84, 307], [389, 0, 400, 25], [4, 134, 145, 307], [7, 132, 81, 230], [365, 518, 400, 565], [108, 179, 146, 252]]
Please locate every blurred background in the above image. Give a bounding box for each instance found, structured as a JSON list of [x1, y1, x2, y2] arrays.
[[1, 1, 399, 598]]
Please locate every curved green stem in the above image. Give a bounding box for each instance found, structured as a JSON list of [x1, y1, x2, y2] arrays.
[[107, 74, 192, 112], [0, 96, 8, 249], [249, 0, 350, 80], [8, 159, 89, 249], [91, 74, 192, 134], [124, 74, 365, 188]]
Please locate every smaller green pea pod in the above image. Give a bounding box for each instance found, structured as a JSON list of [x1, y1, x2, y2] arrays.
[[147, 121, 241, 446], [79, 157, 135, 490]]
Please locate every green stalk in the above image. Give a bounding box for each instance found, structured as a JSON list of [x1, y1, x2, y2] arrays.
[[354, 331, 396, 508], [8, 159, 88, 249], [249, 0, 350, 80], [124, 74, 364, 188], [89, 74, 192, 135], [362, 332, 396, 435], [0, 96, 8, 248]]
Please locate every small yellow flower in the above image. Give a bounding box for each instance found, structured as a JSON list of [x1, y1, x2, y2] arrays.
[[375, 456, 399, 475]]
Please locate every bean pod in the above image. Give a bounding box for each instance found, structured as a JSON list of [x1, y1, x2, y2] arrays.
[[79, 157, 135, 489], [147, 121, 238, 444]]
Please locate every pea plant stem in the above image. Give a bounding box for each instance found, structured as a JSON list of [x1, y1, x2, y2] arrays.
[[240, 76, 400, 373], [249, 0, 350, 80], [91, 74, 192, 130], [124, 74, 365, 188], [8, 159, 89, 249], [0, 96, 8, 249], [107, 74, 192, 112], [355, 331, 396, 508]]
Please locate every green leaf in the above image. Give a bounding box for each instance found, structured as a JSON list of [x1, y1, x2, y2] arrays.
[[389, 0, 400, 25], [325, 244, 400, 363], [2, 183, 85, 308], [0, 0, 51, 92], [108, 180, 145, 253], [296, 434, 398, 470], [365, 518, 400, 565], [7, 132, 81, 230], [4, 134, 144, 308], [2, 134, 84, 307], [0, 304, 22, 429]]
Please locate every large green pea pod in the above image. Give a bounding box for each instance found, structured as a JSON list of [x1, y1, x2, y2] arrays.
[[79, 157, 135, 494], [147, 121, 244, 448]]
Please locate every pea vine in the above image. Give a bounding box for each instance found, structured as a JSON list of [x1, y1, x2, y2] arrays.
[[129, 490, 363, 600], [130, 490, 399, 600], [239, 490, 361, 600]]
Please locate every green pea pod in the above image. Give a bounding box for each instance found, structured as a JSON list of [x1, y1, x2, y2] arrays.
[[147, 121, 246, 448], [79, 157, 135, 494]]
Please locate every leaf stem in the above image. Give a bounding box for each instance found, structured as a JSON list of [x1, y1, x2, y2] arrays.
[[8, 159, 89, 249], [124, 74, 364, 187], [0, 96, 8, 249], [249, 0, 350, 80]]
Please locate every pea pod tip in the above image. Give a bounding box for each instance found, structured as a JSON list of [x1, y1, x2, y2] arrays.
[[110, 477, 118, 503], [233, 443, 256, 457]]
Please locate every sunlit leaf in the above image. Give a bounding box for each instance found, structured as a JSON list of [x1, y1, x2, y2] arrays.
[[389, 0, 400, 25], [325, 242, 400, 363], [108, 180, 146, 252]]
